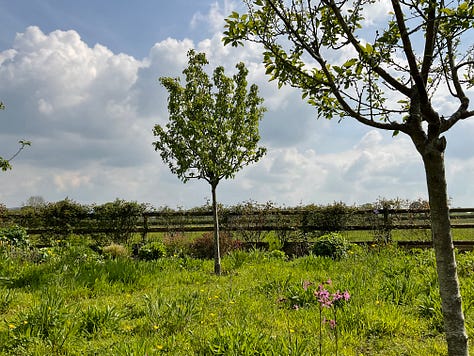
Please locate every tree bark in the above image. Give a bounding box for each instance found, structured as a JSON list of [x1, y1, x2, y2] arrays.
[[421, 142, 469, 356], [211, 183, 222, 275]]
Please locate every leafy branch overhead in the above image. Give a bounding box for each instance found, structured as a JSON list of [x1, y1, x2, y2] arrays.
[[224, 0, 474, 133], [153, 50, 266, 186]]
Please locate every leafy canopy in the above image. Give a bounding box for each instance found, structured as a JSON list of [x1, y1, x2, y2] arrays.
[[223, 0, 474, 139], [153, 50, 266, 186]]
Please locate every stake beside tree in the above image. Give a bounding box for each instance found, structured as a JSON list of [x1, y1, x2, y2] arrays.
[[153, 50, 266, 275]]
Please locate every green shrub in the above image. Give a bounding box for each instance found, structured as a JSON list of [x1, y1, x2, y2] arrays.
[[268, 249, 286, 260], [311, 232, 352, 259], [0, 203, 8, 223], [39, 198, 91, 243], [162, 232, 191, 257], [102, 243, 129, 259], [92, 199, 148, 244], [137, 241, 167, 260], [301, 202, 355, 234], [0, 225, 30, 248]]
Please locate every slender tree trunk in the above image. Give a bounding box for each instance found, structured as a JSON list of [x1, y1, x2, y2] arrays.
[[211, 183, 222, 275], [422, 145, 468, 356]]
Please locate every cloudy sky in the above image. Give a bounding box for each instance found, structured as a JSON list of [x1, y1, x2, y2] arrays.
[[0, 0, 473, 209]]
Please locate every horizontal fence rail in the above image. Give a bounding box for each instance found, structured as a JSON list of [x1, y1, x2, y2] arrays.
[[3, 207, 474, 238]]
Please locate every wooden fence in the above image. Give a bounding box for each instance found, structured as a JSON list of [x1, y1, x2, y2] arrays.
[[139, 207, 474, 233], [5, 207, 474, 246]]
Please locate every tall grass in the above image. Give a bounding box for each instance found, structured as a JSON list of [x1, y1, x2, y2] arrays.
[[1, 242, 472, 354]]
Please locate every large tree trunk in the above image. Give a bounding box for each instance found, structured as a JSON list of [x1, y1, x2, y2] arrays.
[[211, 183, 222, 275], [422, 143, 468, 355]]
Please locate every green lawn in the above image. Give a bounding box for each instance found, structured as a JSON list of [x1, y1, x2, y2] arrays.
[[1, 242, 473, 355]]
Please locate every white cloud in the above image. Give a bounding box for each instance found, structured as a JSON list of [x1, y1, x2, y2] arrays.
[[1, 7, 473, 210], [219, 130, 428, 207], [54, 171, 91, 191], [361, 0, 392, 26], [191, 0, 235, 34]]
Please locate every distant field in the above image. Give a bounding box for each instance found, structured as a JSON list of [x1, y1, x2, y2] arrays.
[[341, 228, 474, 242]]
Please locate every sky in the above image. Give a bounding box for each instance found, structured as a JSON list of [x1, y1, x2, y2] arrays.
[[0, 0, 473, 209]]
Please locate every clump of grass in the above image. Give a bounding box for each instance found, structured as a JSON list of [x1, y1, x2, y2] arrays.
[[79, 305, 122, 336], [5, 290, 76, 354], [102, 243, 129, 259]]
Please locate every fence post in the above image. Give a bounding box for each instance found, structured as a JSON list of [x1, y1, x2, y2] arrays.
[[142, 214, 148, 242], [382, 208, 392, 243]]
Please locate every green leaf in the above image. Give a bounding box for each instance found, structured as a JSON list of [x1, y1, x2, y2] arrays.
[[365, 43, 374, 54], [459, 2, 468, 12], [343, 58, 357, 68], [440, 7, 455, 16]]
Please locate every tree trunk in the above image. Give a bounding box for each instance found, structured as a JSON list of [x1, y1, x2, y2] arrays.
[[422, 144, 468, 356], [211, 183, 222, 275]]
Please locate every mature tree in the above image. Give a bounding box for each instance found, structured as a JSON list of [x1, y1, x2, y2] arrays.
[[153, 50, 266, 275], [224, 0, 473, 354], [1, 102, 31, 171]]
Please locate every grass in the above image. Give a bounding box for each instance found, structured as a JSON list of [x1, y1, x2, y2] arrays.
[[142, 227, 474, 245], [0, 241, 473, 355]]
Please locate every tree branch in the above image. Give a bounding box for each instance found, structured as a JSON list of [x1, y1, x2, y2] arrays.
[[440, 29, 471, 133], [323, 0, 412, 97], [420, 1, 438, 85], [391, 0, 426, 95]]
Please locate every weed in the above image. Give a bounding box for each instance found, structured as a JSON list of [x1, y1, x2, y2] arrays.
[[200, 327, 273, 355], [143, 292, 200, 335], [0, 244, 461, 355]]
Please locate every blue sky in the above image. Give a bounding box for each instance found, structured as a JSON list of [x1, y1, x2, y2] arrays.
[[0, 0, 216, 58], [0, 0, 473, 209]]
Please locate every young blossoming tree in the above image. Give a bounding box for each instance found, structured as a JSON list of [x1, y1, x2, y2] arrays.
[[153, 50, 266, 275], [224, 0, 473, 354]]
